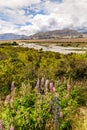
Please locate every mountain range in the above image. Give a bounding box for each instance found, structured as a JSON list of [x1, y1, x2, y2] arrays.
[[0, 33, 28, 40], [0, 29, 86, 40], [29, 29, 83, 39]]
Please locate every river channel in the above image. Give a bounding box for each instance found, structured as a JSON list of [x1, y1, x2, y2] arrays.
[[19, 43, 87, 54]]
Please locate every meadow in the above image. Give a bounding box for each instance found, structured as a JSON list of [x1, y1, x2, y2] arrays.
[[0, 43, 87, 130]]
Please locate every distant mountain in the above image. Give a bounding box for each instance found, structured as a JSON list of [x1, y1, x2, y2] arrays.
[[29, 29, 83, 39], [82, 31, 87, 34], [0, 29, 84, 40], [82, 32, 87, 38], [0, 33, 28, 40]]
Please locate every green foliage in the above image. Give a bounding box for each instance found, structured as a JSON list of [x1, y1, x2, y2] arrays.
[[0, 46, 87, 130], [0, 41, 18, 46], [0, 79, 86, 130]]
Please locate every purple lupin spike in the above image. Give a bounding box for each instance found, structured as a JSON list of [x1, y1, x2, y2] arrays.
[[0, 120, 3, 130], [10, 126, 14, 130], [11, 81, 15, 91], [36, 79, 40, 93], [6, 95, 11, 103], [49, 82, 55, 93]]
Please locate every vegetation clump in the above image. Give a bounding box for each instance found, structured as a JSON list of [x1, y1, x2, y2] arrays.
[[0, 46, 87, 130]]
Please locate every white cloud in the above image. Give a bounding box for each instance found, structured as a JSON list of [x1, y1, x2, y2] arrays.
[[0, 0, 87, 35], [40, 0, 87, 31], [0, 0, 40, 9], [18, 25, 40, 35]]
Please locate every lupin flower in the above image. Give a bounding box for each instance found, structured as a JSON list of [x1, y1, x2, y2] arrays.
[[0, 120, 3, 130], [36, 79, 40, 93], [52, 87, 55, 93], [41, 77, 45, 86], [66, 83, 71, 92], [6, 95, 11, 103], [45, 79, 49, 90], [49, 82, 55, 93], [10, 126, 14, 130], [50, 93, 61, 129], [11, 81, 15, 91]]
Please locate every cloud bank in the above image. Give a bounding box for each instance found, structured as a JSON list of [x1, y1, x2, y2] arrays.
[[0, 0, 87, 35]]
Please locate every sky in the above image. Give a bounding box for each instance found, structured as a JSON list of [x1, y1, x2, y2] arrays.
[[0, 0, 87, 35]]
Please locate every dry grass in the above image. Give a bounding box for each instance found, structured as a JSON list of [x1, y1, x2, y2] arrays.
[[16, 37, 87, 43], [0, 37, 87, 43], [0, 38, 87, 47]]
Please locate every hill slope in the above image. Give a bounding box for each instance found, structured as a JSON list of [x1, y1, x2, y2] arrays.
[[29, 29, 83, 39]]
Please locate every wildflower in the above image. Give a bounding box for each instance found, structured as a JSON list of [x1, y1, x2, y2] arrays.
[[0, 120, 3, 130], [6, 95, 11, 103], [66, 83, 71, 92], [36, 79, 40, 93], [41, 77, 45, 86], [4, 94, 11, 106], [44, 79, 49, 91], [11, 81, 15, 91], [50, 93, 60, 130], [49, 82, 55, 93], [10, 126, 14, 130]]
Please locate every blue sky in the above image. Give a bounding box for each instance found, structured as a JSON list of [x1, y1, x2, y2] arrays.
[[0, 0, 87, 35]]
